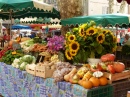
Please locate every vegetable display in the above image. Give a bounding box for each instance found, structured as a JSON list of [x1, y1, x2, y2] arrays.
[[12, 55, 36, 70], [0, 49, 24, 65]]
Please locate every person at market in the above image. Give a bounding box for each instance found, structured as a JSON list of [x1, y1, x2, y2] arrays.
[[120, 32, 125, 46], [30, 31, 36, 38], [122, 33, 130, 45]]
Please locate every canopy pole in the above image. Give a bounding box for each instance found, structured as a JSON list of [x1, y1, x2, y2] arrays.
[[9, 9, 12, 40]]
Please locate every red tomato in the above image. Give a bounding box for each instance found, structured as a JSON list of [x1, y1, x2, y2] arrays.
[[113, 62, 125, 73], [91, 64, 103, 72], [101, 54, 115, 62], [107, 65, 115, 74]]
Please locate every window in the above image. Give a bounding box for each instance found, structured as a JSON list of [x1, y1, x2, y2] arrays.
[[102, 6, 109, 14]]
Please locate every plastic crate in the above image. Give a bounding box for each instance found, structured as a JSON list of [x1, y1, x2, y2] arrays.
[[112, 80, 130, 97], [87, 85, 113, 97]]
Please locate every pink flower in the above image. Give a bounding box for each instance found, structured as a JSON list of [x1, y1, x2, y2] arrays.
[[47, 35, 65, 52]]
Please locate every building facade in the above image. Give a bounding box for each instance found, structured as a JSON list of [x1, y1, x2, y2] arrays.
[[83, 0, 129, 15]]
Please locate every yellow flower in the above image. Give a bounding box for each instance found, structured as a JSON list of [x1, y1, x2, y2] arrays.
[[65, 49, 73, 60], [65, 34, 68, 38], [97, 27, 102, 32], [69, 41, 80, 51], [86, 27, 97, 36], [70, 50, 77, 56], [102, 30, 108, 34], [96, 33, 105, 43], [68, 35, 76, 41], [79, 28, 85, 37], [79, 23, 87, 29], [106, 30, 112, 34], [65, 41, 69, 48]]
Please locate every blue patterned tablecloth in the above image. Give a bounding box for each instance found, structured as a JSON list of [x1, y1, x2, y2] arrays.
[[0, 62, 113, 97]]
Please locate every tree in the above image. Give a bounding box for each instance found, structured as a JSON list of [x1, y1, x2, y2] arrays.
[[119, 0, 127, 13], [56, 0, 83, 34], [108, 0, 114, 13]]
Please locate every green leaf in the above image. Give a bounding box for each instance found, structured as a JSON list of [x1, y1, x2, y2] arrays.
[[96, 44, 103, 54], [90, 51, 95, 58]]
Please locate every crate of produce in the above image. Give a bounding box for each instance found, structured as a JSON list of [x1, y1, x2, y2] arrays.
[[103, 70, 130, 84], [35, 62, 55, 78], [112, 80, 130, 97], [26, 65, 36, 76], [87, 85, 113, 97]]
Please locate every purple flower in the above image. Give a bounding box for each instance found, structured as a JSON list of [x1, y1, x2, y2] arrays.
[[47, 35, 65, 52]]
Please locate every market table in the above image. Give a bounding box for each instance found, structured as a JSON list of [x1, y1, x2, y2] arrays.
[[0, 62, 113, 97]]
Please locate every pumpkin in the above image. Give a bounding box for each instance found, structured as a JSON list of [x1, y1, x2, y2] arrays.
[[82, 80, 93, 89], [9, 41, 13, 46], [99, 77, 108, 86], [89, 77, 100, 87], [101, 54, 115, 62], [78, 80, 84, 86], [113, 62, 125, 73], [64, 68, 77, 82]]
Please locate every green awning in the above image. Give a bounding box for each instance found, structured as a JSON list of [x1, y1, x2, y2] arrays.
[[61, 14, 130, 27]]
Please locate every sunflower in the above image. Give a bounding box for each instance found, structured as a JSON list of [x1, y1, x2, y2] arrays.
[[68, 35, 76, 42], [79, 28, 85, 37], [69, 41, 80, 52], [97, 27, 102, 32], [106, 30, 112, 34], [86, 27, 97, 36], [102, 29, 108, 34], [65, 49, 73, 60], [65, 41, 69, 48], [79, 23, 87, 29], [96, 33, 105, 43], [70, 50, 77, 56]]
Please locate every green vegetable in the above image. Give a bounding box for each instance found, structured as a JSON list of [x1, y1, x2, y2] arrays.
[[0, 49, 24, 65]]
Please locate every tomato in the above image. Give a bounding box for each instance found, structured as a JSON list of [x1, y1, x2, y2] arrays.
[[107, 65, 115, 74], [113, 62, 125, 73], [91, 64, 103, 72], [101, 54, 115, 62]]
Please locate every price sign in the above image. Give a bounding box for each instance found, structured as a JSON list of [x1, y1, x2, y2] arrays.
[[12, 42, 21, 50]]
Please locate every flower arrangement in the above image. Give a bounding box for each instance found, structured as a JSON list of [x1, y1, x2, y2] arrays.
[[47, 35, 65, 53], [65, 21, 117, 63]]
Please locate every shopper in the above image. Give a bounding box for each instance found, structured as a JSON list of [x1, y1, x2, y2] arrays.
[[123, 34, 130, 45]]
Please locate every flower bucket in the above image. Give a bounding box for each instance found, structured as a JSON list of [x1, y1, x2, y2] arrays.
[[87, 58, 101, 65]]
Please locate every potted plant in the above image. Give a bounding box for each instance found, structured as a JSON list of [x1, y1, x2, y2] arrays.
[[64, 21, 117, 64]]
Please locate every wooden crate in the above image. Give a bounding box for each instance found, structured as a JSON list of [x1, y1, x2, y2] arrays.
[[35, 66, 55, 78], [26, 65, 36, 75], [103, 70, 130, 84]]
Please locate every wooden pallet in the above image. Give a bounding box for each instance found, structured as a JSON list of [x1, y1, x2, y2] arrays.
[[103, 70, 130, 84]]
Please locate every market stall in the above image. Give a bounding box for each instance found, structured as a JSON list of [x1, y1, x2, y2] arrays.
[[61, 14, 130, 27], [11, 25, 32, 29], [0, 20, 129, 97]]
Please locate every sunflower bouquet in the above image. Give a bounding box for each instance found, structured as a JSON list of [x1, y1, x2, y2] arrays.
[[65, 21, 117, 63]]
